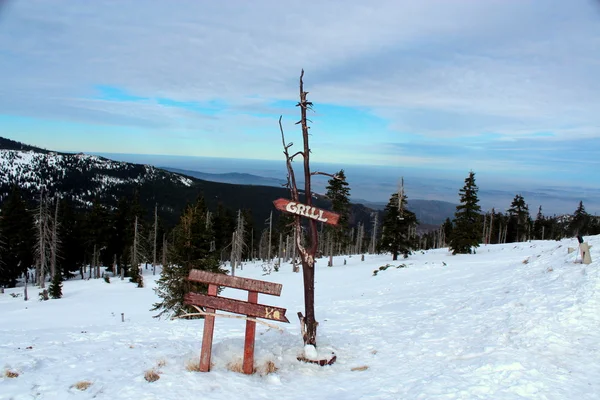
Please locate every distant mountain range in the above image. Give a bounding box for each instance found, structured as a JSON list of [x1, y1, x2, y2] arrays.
[[161, 165, 457, 225], [161, 167, 288, 188], [0, 137, 380, 230]]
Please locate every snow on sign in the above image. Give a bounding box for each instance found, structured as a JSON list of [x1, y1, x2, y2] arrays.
[[184, 270, 289, 374], [273, 198, 340, 225]]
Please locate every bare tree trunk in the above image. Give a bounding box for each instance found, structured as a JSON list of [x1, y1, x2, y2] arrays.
[[92, 244, 97, 279], [24, 271, 28, 301], [279, 71, 336, 347], [267, 211, 272, 263], [488, 209, 494, 245], [278, 233, 283, 269], [50, 199, 59, 279], [153, 204, 158, 275], [162, 233, 167, 267], [370, 212, 378, 254]]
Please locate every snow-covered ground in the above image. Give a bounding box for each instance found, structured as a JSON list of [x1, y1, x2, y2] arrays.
[[1, 237, 599, 399]]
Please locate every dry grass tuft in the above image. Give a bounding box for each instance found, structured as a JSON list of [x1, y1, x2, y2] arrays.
[[226, 359, 244, 374], [5, 369, 19, 378], [72, 380, 93, 391], [261, 360, 278, 375], [156, 359, 167, 368], [227, 359, 279, 375], [351, 365, 369, 372], [185, 360, 203, 372], [144, 369, 160, 382], [522, 258, 529, 264]]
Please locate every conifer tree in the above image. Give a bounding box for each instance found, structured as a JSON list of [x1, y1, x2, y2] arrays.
[[0, 187, 35, 287], [507, 194, 530, 242], [152, 196, 226, 318], [377, 192, 418, 260], [449, 171, 482, 254], [533, 206, 546, 240], [324, 170, 351, 255], [568, 201, 590, 236], [442, 218, 453, 246], [48, 267, 63, 299]]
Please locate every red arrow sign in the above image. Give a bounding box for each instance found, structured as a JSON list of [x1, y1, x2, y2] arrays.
[[273, 198, 340, 226]]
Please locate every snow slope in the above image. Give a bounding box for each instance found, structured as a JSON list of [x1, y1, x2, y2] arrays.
[[1, 237, 599, 399]]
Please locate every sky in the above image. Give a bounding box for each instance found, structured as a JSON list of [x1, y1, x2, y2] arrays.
[[0, 0, 599, 192]]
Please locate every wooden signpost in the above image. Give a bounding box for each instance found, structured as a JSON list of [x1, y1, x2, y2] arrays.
[[184, 270, 289, 374], [273, 198, 340, 226]]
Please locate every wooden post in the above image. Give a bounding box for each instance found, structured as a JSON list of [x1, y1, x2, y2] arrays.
[[243, 291, 258, 374], [199, 284, 218, 372]]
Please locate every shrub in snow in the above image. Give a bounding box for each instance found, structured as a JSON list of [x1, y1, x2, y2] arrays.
[[49, 273, 63, 298]]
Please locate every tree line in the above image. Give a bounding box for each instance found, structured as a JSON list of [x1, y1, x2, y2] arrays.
[[431, 172, 600, 255]]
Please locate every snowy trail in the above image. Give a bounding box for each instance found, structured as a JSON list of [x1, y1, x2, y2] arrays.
[[1, 237, 599, 399]]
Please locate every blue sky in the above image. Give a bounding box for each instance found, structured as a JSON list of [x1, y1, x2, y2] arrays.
[[0, 0, 599, 193]]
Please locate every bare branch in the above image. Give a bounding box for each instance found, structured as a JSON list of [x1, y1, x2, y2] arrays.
[[290, 151, 304, 161], [311, 171, 339, 179]]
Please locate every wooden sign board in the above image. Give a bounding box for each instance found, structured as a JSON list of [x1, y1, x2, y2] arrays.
[[184, 269, 288, 375], [185, 292, 289, 323], [273, 198, 340, 225], [188, 269, 282, 296]]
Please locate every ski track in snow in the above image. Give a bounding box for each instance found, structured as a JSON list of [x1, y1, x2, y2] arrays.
[[1, 237, 599, 399]]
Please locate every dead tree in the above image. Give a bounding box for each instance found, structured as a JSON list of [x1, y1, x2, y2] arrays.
[[370, 212, 379, 254], [279, 70, 337, 347], [230, 210, 246, 276], [132, 216, 144, 287], [34, 191, 52, 288], [49, 199, 60, 280], [153, 204, 158, 275]]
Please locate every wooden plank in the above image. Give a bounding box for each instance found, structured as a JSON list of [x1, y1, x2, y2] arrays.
[[188, 270, 282, 296], [273, 198, 340, 226], [184, 292, 290, 323], [243, 291, 258, 375], [199, 284, 218, 372]]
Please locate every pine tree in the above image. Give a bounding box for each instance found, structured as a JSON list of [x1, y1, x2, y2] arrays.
[[377, 192, 418, 260], [0, 187, 35, 288], [569, 201, 590, 236], [151, 196, 226, 318], [507, 194, 530, 242], [48, 268, 63, 299], [442, 218, 453, 247], [324, 170, 351, 255], [57, 199, 85, 278], [449, 171, 482, 254], [533, 206, 546, 240]]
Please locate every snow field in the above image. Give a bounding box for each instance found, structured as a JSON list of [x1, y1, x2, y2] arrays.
[[1, 236, 599, 399]]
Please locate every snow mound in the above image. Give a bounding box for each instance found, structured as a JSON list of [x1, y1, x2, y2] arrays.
[[1, 236, 599, 399]]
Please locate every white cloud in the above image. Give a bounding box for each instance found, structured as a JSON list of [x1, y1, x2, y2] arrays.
[[0, 0, 599, 144]]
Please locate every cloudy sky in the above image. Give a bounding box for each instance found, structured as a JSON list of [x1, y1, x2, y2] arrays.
[[0, 0, 599, 191]]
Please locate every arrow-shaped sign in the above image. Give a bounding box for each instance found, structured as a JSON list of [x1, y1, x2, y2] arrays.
[[273, 198, 340, 226]]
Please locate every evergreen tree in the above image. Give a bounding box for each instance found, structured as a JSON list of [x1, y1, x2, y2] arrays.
[[152, 196, 226, 318], [533, 206, 546, 240], [324, 170, 352, 254], [442, 218, 453, 246], [0, 187, 35, 287], [377, 192, 418, 260], [507, 194, 530, 242], [569, 201, 590, 236], [449, 171, 481, 254], [48, 268, 63, 299], [212, 202, 235, 254], [56, 199, 85, 277]]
